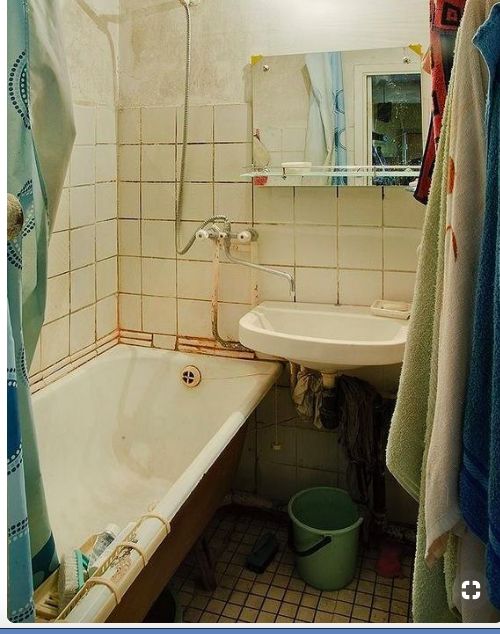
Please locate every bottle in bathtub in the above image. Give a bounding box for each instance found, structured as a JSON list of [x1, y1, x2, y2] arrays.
[[88, 523, 120, 568]]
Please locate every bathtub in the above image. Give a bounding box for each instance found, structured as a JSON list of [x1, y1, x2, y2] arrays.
[[32, 344, 280, 622]]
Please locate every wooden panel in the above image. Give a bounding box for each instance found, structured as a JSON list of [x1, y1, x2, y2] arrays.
[[107, 425, 247, 623]]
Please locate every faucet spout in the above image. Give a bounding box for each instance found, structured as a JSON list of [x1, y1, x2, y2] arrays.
[[223, 236, 296, 301]]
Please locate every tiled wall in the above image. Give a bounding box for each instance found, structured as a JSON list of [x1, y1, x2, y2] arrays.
[[29, 104, 119, 385], [117, 102, 424, 346], [116, 102, 422, 521]]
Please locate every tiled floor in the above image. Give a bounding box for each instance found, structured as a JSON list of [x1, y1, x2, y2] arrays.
[[170, 505, 413, 624]]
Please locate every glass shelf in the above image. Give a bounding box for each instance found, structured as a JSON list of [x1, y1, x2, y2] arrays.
[[241, 165, 421, 180]]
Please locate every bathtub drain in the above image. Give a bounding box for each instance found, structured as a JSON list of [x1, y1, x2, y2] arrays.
[[181, 365, 202, 387]]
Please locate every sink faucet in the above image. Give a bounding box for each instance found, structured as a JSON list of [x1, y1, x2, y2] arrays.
[[194, 219, 295, 301]]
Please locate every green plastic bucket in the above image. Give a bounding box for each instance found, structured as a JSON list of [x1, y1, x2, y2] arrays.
[[288, 487, 363, 590]]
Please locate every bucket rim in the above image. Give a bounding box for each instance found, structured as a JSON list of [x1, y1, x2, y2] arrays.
[[288, 486, 363, 536]]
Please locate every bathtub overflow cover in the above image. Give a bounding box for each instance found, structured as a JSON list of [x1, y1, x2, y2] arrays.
[[181, 365, 202, 387]]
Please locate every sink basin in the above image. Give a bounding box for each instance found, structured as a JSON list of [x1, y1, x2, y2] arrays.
[[239, 301, 408, 373]]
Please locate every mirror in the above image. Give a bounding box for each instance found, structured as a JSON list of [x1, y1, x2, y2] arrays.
[[248, 46, 430, 186]]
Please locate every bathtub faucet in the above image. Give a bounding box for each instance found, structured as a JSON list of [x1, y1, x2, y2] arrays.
[[195, 219, 296, 301]]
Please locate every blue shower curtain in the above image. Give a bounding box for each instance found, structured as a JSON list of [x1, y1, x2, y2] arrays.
[[7, 0, 75, 622], [304, 52, 347, 184]]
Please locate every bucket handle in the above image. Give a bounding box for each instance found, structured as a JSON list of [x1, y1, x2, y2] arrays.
[[288, 524, 332, 557]]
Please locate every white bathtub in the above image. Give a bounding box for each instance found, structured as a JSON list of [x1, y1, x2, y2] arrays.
[[33, 344, 280, 622]]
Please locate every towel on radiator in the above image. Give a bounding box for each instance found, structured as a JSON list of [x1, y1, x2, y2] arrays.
[[425, 0, 491, 567], [460, 2, 500, 611]]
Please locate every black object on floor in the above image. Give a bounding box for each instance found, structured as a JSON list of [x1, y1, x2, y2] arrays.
[[143, 587, 182, 623], [245, 531, 279, 573]]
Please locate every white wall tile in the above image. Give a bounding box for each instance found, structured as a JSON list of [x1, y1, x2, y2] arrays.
[[96, 145, 117, 182], [178, 221, 214, 262], [96, 106, 116, 144], [383, 228, 421, 271], [295, 225, 336, 267], [142, 145, 176, 181], [70, 305, 95, 354], [254, 187, 293, 223], [294, 187, 337, 225], [118, 182, 141, 218], [214, 143, 252, 182], [53, 189, 70, 232], [142, 296, 177, 334], [48, 231, 70, 277], [45, 274, 70, 323], [70, 146, 95, 187], [338, 227, 382, 269], [215, 183, 252, 222], [175, 182, 212, 222], [214, 104, 251, 143], [96, 219, 117, 261], [297, 428, 339, 471], [96, 257, 118, 299], [177, 105, 213, 143], [339, 269, 382, 306], [384, 271, 416, 302], [296, 267, 337, 304], [338, 186, 383, 226], [41, 316, 69, 368], [177, 260, 212, 300], [142, 106, 176, 143], [177, 299, 212, 338], [180, 144, 213, 182], [118, 108, 140, 144], [220, 263, 252, 304], [118, 219, 141, 256], [74, 105, 96, 145], [257, 461, 297, 502], [142, 183, 176, 220], [71, 264, 96, 311], [119, 293, 141, 331], [254, 224, 294, 266], [96, 182, 117, 221], [256, 266, 294, 302], [70, 185, 95, 228], [384, 187, 426, 228], [142, 258, 176, 297], [153, 334, 176, 350], [70, 225, 95, 269], [218, 302, 250, 340], [142, 220, 175, 258], [282, 128, 306, 152], [96, 295, 117, 338], [118, 145, 140, 181], [119, 256, 141, 294]]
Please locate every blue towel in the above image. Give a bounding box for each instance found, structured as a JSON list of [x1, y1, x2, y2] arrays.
[[460, 2, 500, 610]]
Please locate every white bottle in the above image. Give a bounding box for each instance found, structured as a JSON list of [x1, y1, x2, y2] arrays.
[[88, 524, 120, 568]]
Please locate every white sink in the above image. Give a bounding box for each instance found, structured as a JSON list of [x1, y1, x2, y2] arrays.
[[239, 301, 408, 373]]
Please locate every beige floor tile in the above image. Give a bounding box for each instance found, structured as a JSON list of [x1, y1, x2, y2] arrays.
[[371, 609, 389, 622], [357, 580, 375, 594], [273, 574, 290, 588], [372, 596, 390, 611], [212, 586, 231, 601], [284, 590, 302, 605], [229, 590, 247, 606], [317, 597, 337, 613], [390, 599, 408, 616], [337, 589, 355, 603], [206, 598, 225, 614], [199, 612, 218, 623], [333, 600, 351, 616], [268, 586, 285, 601], [261, 598, 280, 614], [279, 602, 298, 619], [245, 594, 264, 610], [276, 615, 294, 623], [331, 613, 350, 623], [352, 605, 370, 621], [240, 607, 258, 623], [375, 583, 392, 598], [288, 577, 306, 592], [392, 587, 410, 602], [314, 611, 334, 623], [252, 582, 270, 597], [355, 591, 373, 607], [256, 611, 275, 623], [183, 607, 202, 622], [222, 603, 241, 619], [390, 613, 408, 623], [297, 606, 315, 622], [300, 593, 319, 609], [235, 578, 253, 593]]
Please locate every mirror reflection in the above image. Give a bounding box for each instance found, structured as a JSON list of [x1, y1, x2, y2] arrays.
[[250, 46, 429, 186]]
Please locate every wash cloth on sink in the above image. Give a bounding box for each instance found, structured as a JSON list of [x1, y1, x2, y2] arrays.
[[460, 2, 500, 611]]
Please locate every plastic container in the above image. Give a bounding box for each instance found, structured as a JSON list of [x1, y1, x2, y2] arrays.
[[288, 487, 363, 590]]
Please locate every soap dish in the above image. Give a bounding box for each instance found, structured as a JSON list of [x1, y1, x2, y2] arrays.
[[370, 299, 411, 320]]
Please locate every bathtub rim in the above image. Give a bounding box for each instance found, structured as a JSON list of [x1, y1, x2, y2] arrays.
[[35, 344, 281, 622]]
